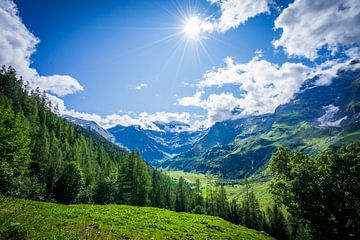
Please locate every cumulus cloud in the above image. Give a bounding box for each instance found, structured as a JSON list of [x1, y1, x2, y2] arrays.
[[273, 0, 360, 60], [135, 83, 148, 90], [179, 91, 243, 124], [0, 0, 83, 96], [178, 56, 314, 123]]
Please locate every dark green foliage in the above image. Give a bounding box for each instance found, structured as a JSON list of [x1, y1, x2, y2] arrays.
[[54, 162, 83, 204], [116, 151, 151, 206], [175, 176, 187, 212], [0, 67, 151, 205], [270, 144, 360, 239], [151, 170, 164, 208], [93, 177, 116, 204], [266, 204, 288, 240], [216, 185, 228, 218], [0, 222, 28, 240], [241, 187, 263, 231], [0, 102, 31, 197], [192, 178, 205, 214]]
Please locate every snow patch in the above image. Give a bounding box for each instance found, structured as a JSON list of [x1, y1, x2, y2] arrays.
[[318, 104, 347, 127]]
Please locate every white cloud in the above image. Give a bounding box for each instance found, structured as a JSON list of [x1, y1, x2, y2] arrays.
[[37, 75, 83, 96], [179, 91, 243, 124], [178, 56, 313, 124], [46, 94, 199, 130], [198, 0, 270, 33], [273, 0, 360, 60], [0, 0, 83, 96], [135, 83, 148, 90]]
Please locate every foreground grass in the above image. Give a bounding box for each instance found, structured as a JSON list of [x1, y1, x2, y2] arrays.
[[0, 197, 271, 240]]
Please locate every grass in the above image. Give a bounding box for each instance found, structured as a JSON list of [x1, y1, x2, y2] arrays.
[[0, 197, 271, 240], [168, 170, 215, 185]]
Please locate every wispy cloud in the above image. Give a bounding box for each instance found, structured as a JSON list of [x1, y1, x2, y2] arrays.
[[208, 0, 270, 32], [0, 0, 83, 96], [198, 0, 270, 33], [135, 83, 148, 90]]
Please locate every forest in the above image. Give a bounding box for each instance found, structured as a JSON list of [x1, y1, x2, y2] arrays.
[[1, 66, 359, 240]]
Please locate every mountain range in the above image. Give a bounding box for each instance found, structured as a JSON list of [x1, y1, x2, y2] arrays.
[[67, 62, 360, 179]]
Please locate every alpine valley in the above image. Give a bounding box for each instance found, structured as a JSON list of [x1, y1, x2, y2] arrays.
[[71, 62, 360, 179]]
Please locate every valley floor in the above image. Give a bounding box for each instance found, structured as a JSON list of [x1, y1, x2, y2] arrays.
[[0, 197, 271, 240]]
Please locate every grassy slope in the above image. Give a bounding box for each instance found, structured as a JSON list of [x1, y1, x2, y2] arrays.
[[0, 197, 271, 240]]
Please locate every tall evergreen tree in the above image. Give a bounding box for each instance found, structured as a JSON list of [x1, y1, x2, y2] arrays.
[[175, 176, 187, 212], [151, 170, 164, 208], [267, 204, 288, 240], [217, 185, 228, 218], [241, 185, 263, 230], [54, 162, 83, 204], [0, 104, 31, 196]]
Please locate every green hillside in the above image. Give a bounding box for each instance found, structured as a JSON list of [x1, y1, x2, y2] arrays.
[[163, 71, 360, 179], [0, 197, 271, 240]]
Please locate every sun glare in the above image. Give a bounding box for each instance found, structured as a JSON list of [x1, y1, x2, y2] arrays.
[[183, 16, 201, 39]]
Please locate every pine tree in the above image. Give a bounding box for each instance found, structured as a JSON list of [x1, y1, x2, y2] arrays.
[[228, 198, 242, 224], [217, 185, 228, 218], [241, 185, 263, 230], [93, 177, 116, 204], [0, 104, 31, 196], [267, 204, 288, 240], [193, 178, 205, 214], [151, 170, 164, 208], [134, 152, 150, 206], [175, 176, 187, 212], [54, 162, 84, 204]]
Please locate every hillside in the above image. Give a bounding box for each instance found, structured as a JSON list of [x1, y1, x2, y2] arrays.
[[161, 66, 360, 178], [0, 197, 270, 240]]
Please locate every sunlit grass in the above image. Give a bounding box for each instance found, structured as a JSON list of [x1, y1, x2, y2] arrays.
[[0, 197, 271, 240]]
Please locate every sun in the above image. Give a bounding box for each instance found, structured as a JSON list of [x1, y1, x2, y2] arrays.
[[183, 16, 201, 40]]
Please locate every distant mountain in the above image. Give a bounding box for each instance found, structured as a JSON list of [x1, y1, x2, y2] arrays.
[[108, 121, 205, 165], [161, 64, 360, 178], [64, 115, 115, 142], [153, 120, 194, 132]]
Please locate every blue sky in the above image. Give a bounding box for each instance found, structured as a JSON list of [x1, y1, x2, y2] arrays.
[[1, 0, 359, 129]]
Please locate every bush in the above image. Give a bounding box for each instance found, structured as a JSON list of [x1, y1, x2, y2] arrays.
[[0, 223, 27, 240]]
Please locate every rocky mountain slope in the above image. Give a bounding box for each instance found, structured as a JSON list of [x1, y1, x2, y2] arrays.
[[108, 121, 205, 165], [161, 64, 360, 178]]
